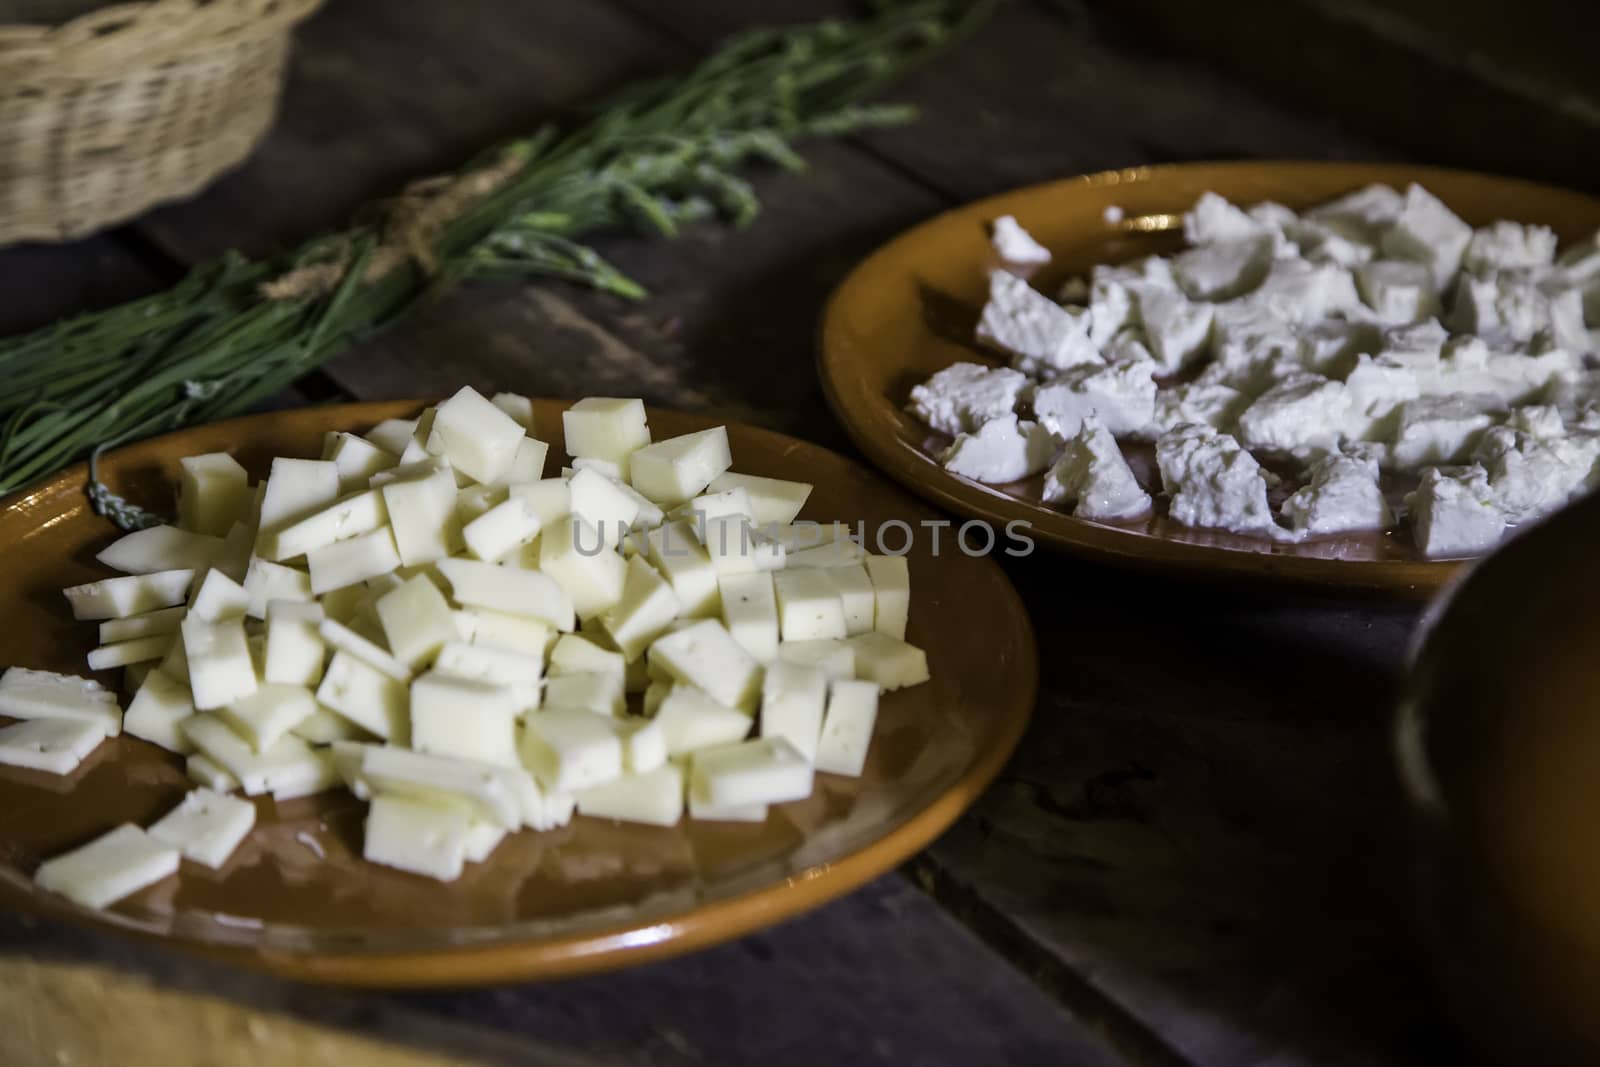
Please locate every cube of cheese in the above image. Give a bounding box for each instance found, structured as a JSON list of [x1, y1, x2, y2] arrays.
[[645, 520, 721, 618], [96, 525, 223, 575], [816, 679, 879, 777], [264, 600, 325, 687], [461, 494, 543, 562], [256, 458, 341, 552], [123, 669, 195, 753], [380, 462, 463, 565], [563, 398, 651, 478], [775, 639, 855, 681], [148, 788, 256, 869], [863, 555, 909, 640], [847, 632, 930, 690], [34, 824, 179, 910], [549, 634, 626, 679], [508, 478, 572, 529], [773, 569, 846, 642], [189, 569, 250, 623], [823, 564, 875, 637], [491, 393, 535, 430], [690, 737, 813, 808], [291, 707, 367, 744], [452, 608, 554, 659], [544, 671, 626, 717], [701, 516, 786, 575], [180, 716, 327, 797], [539, 516, 627, 619], [647, 619, 761, 710], [568, 467, 641, 541], [220, 683, 317, 752], [706, 473, 812, 526], [98, 606, 186, 645], [316, 651, 409, 742], [718, 571, 779, 662], [182, 615, 257, 711], [364, 793, 471, 882], [1355, 259, 1438, 326], [85, 634, 172, 672], [307, 526, 401, 595], [462, 820, 509, 864], [0, 668, 121, 737], [318, 618, 410, 682], [325, 432, 399, 491], [0, 718, 106, 774], [651, 685, 752, 756], [410, 672, 520, 766], [242, 558, 313, 620], [629, 427, 732, 507], [63, 569, 194, 621], [576, 763, 684, 826], [186, 753, 239, 792], [266, 488, 387, 563], [357, 746, 521, 828], [426, 386, 528, 484], [374, 575, 457, 671], [437, 558, 575, 632], [599, 556, 682, 661], [681, 487, 757, 530], [433, 642, 543, 710], [521, 709, 625, 792], [760, 660, 827, 761], [618, 716, 667, 773], [178, 453, 252, 537]]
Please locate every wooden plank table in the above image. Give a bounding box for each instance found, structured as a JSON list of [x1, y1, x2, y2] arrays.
[[0, 2, 1507, 1063]]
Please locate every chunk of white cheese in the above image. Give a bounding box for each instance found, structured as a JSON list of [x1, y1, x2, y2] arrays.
[[182, 615, 257, 711], [1030, 360, 1157, 440], [847, 632, 931, 691], [862, 555, 910, 641], [220, 683, 317, 752], [772, 568, 847, 643], [1042, 416, 1152, 520], [34, 824, 179, 910], [629, 427, 733, 507], [563, 397, 652, 479], [316, 651, 409, 743], [180, 716, 327, 797], [775, 639, 856, 681], [815, 679, 880, 777], [85, 634, 172, 672], [521, 709, 624, 793], [1236, 375, 1352, 456], [263, 600, 325, 687], [122, 669, 195, 753], [907, 362, 1030, 437], [380, 462, 463, 565], [148, 788, 256, 869], [717, 571, 780, 662], [990, 214, 1052, 270], [177, 453, 252, 537], [1155, 425, 1277, 534], [575, 763, 684, 827], [0, 718, 106, 775], [63, 569, 194, 621], [426, 386, 528, 484], [1281, 453, 1394, 535], [977, 270, 1101, 377], [1406, 466, 1505, 557], [645, 520, 721, 618], [364, 793, 471, 882], [374, 574, 458, 671], [939, 414, 1058, 484], [647, 619, 762, 710], [706, 472, 813, 526], [437, 557, 575, 632], [1380, 183, 1472, 287], [599, 556, 683, 661], [539, 516, 627, 619], [759, 660, 827, 761], [651, 685, 752, 756], [96, 525, 223, 575], [307, 526, 401, 595], [544, 671, 626, 717], [98, 606, 186, 645], [690, 737, 813, 808], [410, 672, 520, 765], [265, 488, 387, 563], [186, 753, 239, 792]]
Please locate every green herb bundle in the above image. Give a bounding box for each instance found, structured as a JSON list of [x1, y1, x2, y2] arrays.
[[0, 0, 997, 525]]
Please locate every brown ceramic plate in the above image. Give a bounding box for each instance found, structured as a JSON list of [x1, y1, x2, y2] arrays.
[[0, 400, 1036, 987], [819, 161, 1600, 599]]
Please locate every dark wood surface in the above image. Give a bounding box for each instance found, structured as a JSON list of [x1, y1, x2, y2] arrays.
[[0, 1, 1536, 1063]]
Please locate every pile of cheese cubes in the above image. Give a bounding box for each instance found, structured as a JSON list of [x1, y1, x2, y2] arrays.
[[0, 388, 931, 907]]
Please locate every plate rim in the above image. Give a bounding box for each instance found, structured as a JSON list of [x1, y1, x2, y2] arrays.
[[817, 159, 1600, 600], [0, 399, 1038, 987]]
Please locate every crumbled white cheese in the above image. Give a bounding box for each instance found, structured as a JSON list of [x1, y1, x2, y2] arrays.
[[1172, 238, 1273, 301], [1308, 183, 1405, 240], [1184, 192, 1271, 245], [939, 415, 1058, 484], [1042, 417, 1152, 520], [1155, 424, 1277, 534], [990, 215, 1052, 270], [1286, 217, 1376, 268], [1356, 259, 1439, 325], [1463, 221, 1558, 274], [976, 270, 1101, 377], [1381, 184, 1473, 287], [1087, 280, 1137, 346], [1030, 359, 1156, 438], [907, 362, 1029, 436], [1473, 426, 1591, 523], [1406, 466, 1505, 557], [1236, 374, 1352, 455], [1281, 453, 1392, 535], [1131, 284, 1214, 374], [1153, 382, 1249, 434], [1389, 397, 1496, 469], [1507, 404, 1566, 439]]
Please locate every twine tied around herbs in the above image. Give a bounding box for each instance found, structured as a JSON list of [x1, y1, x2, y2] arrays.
[[260, 145, 533, 302]]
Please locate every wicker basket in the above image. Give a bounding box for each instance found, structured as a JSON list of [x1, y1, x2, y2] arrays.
[[0, 0, 322, 247]]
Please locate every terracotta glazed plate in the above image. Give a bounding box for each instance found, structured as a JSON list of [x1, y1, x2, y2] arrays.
[[819, 161, 1600, 599], [0, 401, 1036, 986]]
